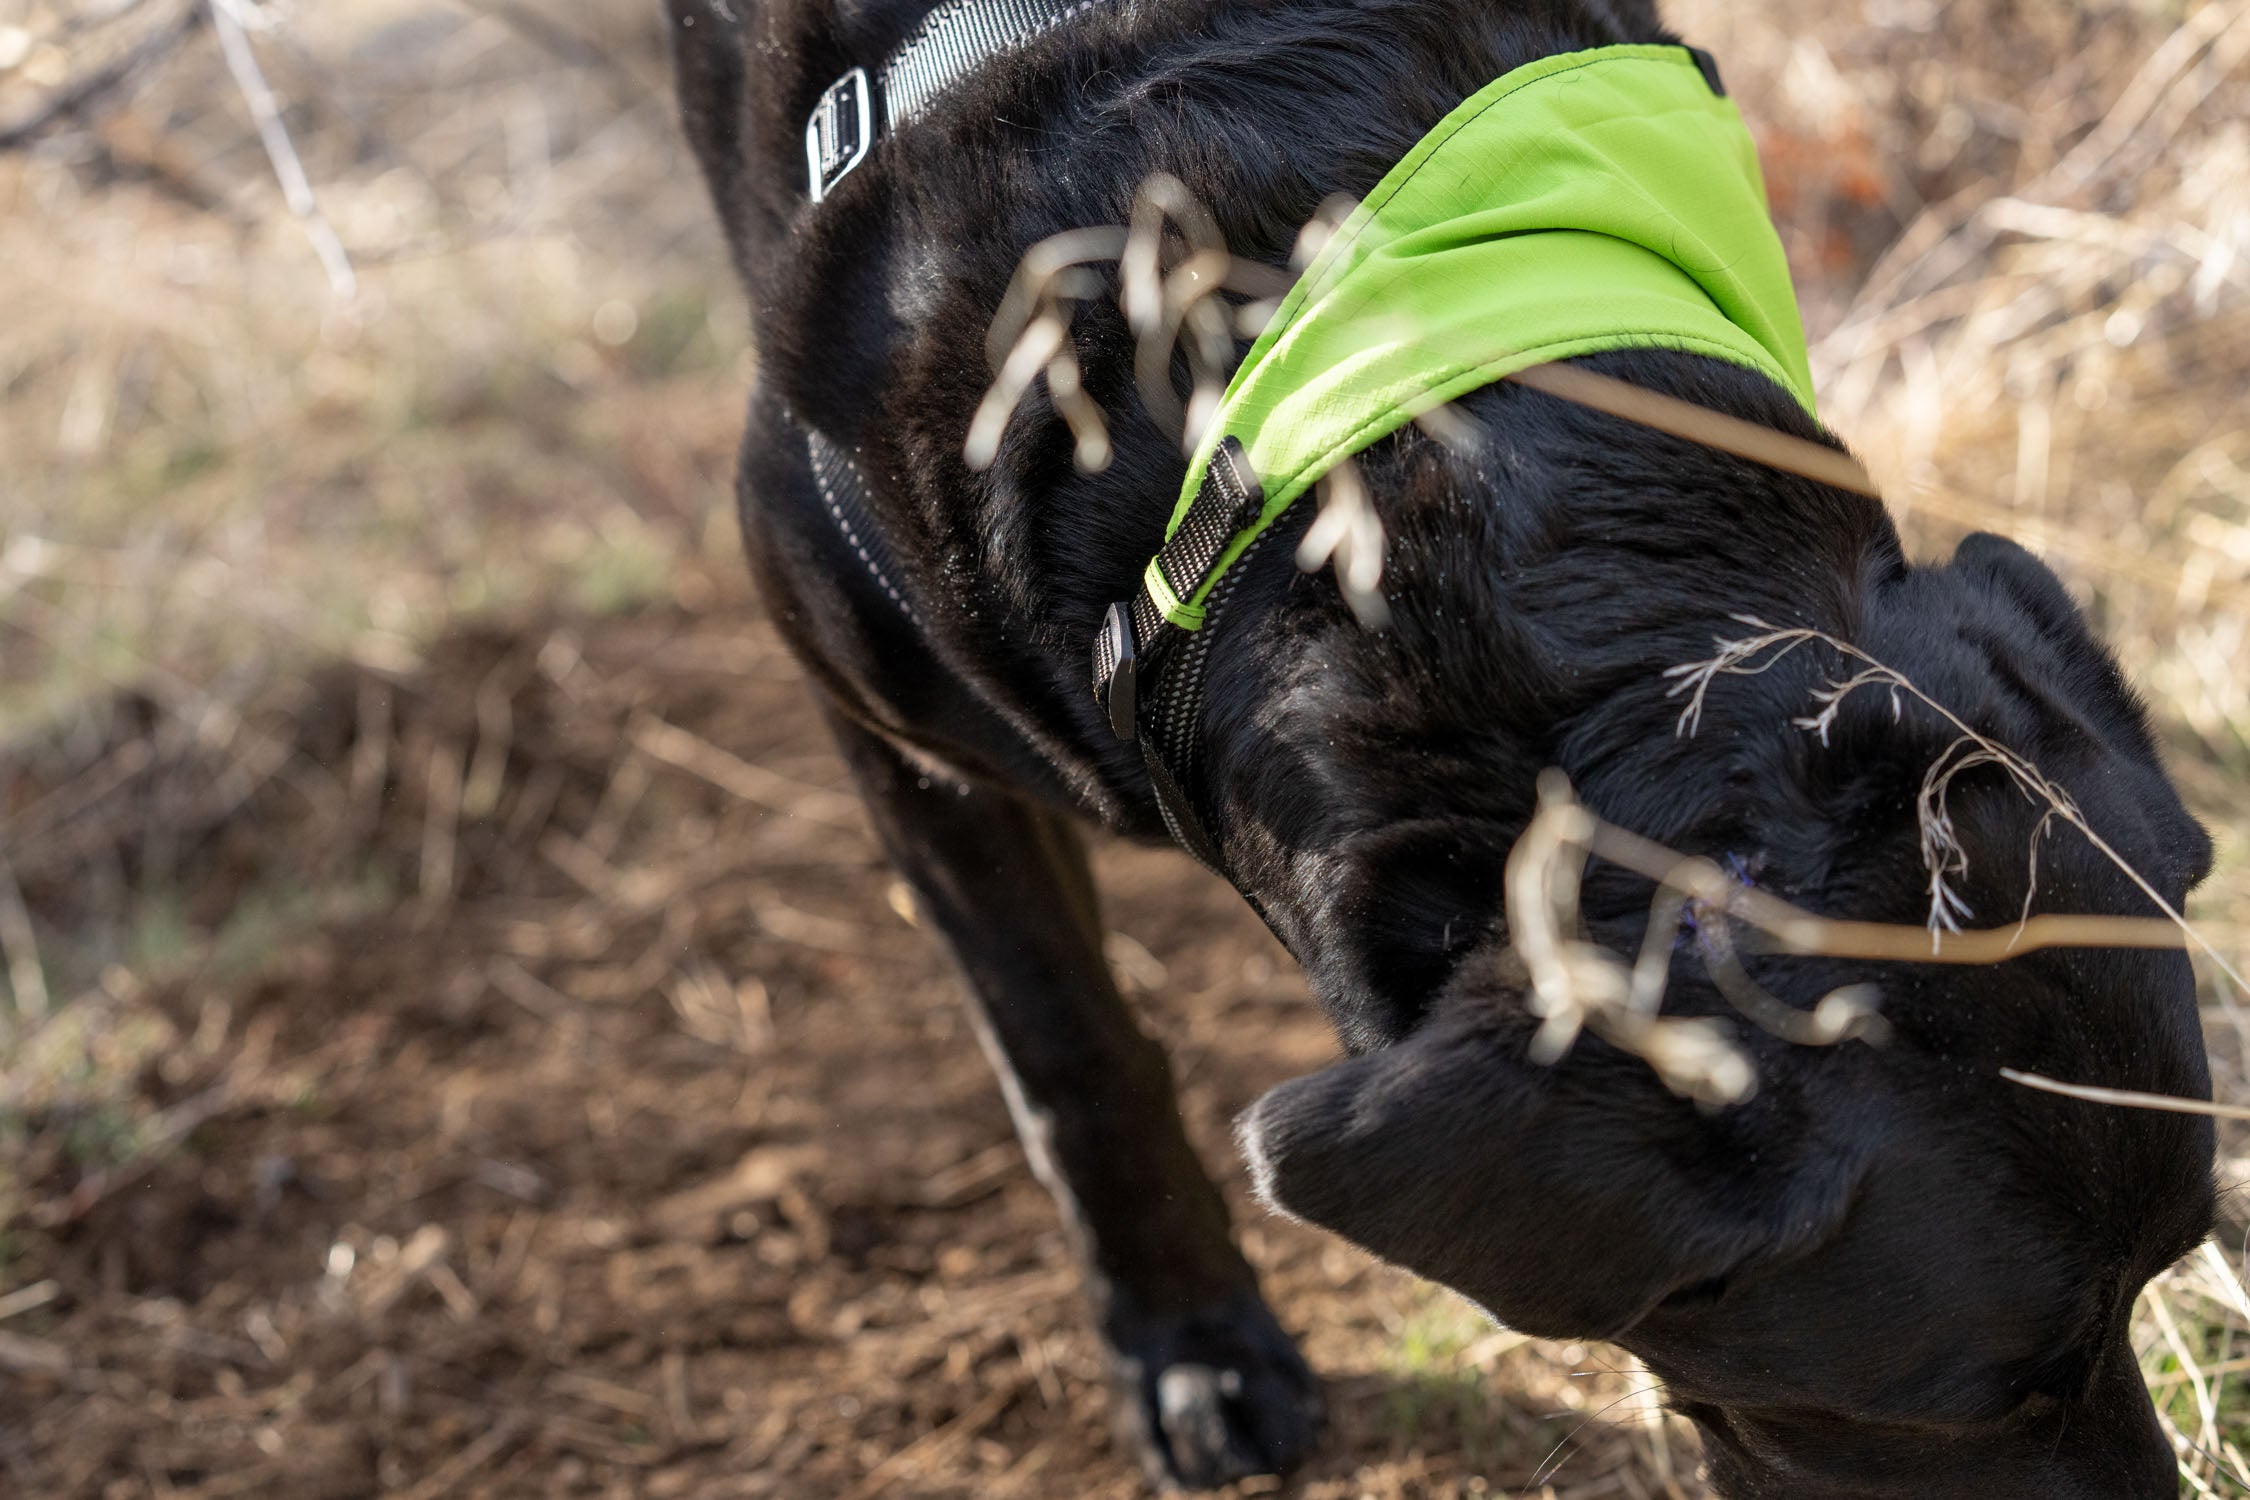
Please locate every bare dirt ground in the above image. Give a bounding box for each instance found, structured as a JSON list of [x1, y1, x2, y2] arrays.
[[1, 587, 1691, 1499], [7, 0, 2250, 1495]]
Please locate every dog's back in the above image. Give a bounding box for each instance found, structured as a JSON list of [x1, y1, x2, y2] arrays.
[[672, 0, 1688, 813]]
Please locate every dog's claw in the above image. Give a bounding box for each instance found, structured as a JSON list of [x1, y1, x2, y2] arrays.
[[1110, 1291, 1323, 1491]]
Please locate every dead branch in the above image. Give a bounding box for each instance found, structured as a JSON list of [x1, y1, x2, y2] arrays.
[[0, 1, 203, 152]]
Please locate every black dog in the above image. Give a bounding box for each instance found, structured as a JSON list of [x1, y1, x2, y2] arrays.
[[667, 0, 2218, 1492]]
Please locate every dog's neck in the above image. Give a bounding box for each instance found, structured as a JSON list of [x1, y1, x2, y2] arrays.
[[752, 0, 1896, 906], [1189, 347, 1900, 1048]]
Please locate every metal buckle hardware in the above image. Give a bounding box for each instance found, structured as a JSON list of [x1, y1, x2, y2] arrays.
[[805, 67, 874, 203], [1095, 600, 1138, 741]]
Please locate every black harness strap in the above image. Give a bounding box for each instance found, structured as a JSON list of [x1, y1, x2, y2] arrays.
[[797, 0, 1121, 624], [807, 0, 1113, 201], [1088, 438, 1270, 873], [801, 0, 1247, 874], [805, 425, 918, 621], [1092, 437, 1262, 735], [1132, 530, 1270, 876]]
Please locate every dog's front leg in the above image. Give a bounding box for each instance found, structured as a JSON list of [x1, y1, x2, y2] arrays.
[[819, 701, 1323, 1489]]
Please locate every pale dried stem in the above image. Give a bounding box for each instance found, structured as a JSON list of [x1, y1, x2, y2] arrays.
[[1580, 808, 2201, 966], [1294, 457, 1390, 628], [1507, 773, 1760, 1105], [2002, 1070, 2250, 1123], [1505, 362, 1881, 497], [209, 0, 356, 300], [1666, 618, 2244, 995], [967, 177, 1289, 472], [1288, 193, 1362, 273], [1513, 771, 2250, 1124]]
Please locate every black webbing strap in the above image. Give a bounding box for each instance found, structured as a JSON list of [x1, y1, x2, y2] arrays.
[[798, 0, 1253, 873], [806, 0, 1113, 200], [804, 425, 919, 621], [1091, 437, 1261, 736], [1090, 437, 1271, 875], [1133, 529, 1270, 874]]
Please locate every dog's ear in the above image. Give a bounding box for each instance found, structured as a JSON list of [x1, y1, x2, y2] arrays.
[[1307, 818, 1512, 1052], [1238, 1003, 1858, 1340], [1948, 532, 2159, 762], [1947, 531, 2212, 887], [1951, 532, 2087, 639]]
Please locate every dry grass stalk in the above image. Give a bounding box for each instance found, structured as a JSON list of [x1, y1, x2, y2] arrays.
[[1117, 172, 1250, 448], [1666, 618, 2246, 997], [968, 174, 1293, 474], [1508, 771, 1762, 1106], [1510, 771, 2250, 1126], [2001, 1069, 2250, 1124], [207, 0, 355, 300], [2016, 1065, 2250, 1124], [968, 225, 1128, 471], [1295, 456, 1391, 628], [1504, 362, 1881, 497]]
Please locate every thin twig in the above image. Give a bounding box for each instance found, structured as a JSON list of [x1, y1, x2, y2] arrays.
[[208, 0, 356, 299], [1668, 618, 2244, 989], [1295, 457, 1390, 628], [1505, 362, 1881, 497], [2002, 1070, 2250, 1123], [1510, 772, 2250, 1124]]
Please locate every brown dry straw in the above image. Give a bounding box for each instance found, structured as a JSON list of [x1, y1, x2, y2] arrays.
[[1511, 769, 2248, 1126], [1668, 617, 2246, 994]]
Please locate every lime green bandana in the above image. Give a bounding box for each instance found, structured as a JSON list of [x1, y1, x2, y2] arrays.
[[1149, 43, 1816, 630]]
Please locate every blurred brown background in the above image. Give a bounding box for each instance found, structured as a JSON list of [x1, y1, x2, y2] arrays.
[[2, 1, 2249, 1495]]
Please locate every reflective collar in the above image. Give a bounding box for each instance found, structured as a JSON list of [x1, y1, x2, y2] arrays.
[[805, 0, 1111, 201]]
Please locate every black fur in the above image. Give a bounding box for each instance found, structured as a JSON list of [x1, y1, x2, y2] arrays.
[[668, 0, 2217, 1492]]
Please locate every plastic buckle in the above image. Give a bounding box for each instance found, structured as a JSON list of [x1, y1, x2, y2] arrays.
[[1095, 600, 1138, 741], [805, 67, 874, 203]]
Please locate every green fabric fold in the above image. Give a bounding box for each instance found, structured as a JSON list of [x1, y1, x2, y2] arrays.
[[1157, 43, 1817, 627]]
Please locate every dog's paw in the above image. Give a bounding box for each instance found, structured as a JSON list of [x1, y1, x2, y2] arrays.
[[1107, 1289, 1323, 1491]]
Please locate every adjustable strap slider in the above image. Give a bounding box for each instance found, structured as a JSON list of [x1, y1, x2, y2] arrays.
[[805, 67, 875, 202], [1147, 436, 1264, 629], [1092, 599, 1138, 741]]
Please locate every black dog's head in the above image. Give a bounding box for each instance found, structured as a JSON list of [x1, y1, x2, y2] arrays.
[[1241, 952, 2209, 1495], [1216, 364, 2217, 1495]]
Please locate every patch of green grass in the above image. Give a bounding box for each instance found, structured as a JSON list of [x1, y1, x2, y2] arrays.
[[625, 290, 720, 380], [1380, 1292, 1521, 1470], [60, 1098, 147, 1174], [159, 441, 226, 490], [571, 526, 674, 617], [125, 892, 195, 979], [48, 861, 396, 1003], [2140, 1289, 2250, 1494], [207, 881, 325, 981]]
